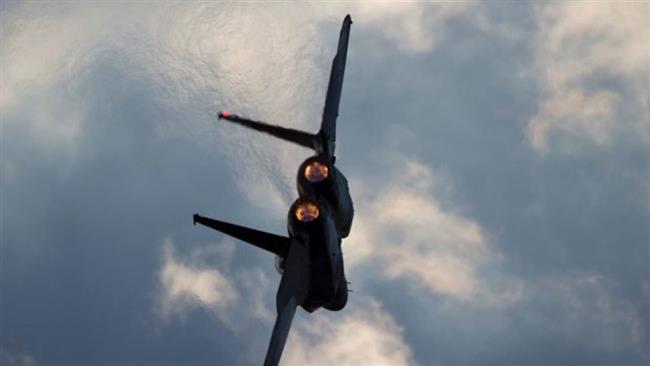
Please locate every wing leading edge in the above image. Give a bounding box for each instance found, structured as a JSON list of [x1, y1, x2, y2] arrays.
[[263, 235, 310, 366]]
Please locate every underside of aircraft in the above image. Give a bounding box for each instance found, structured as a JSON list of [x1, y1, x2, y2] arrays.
[[194, 14, 354, 366]]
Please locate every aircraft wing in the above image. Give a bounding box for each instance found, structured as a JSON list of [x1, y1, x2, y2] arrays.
[[193, 214, 290, 257], [263, 235, 310, 366], [319, 14, 352, 158]]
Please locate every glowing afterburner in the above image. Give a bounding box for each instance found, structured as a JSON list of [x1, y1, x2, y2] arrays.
[[295, 202, 320, 222], [304, 161, 329, 183]]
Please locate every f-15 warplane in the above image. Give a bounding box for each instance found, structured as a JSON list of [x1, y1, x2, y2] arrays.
[[193, 15, 354, 366]]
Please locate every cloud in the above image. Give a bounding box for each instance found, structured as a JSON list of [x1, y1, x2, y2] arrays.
[[157, 240, 239, 323], [527, 2, 650, 153], [345, 159, 522, 303], [134, 2, 480, 208], [340, 2, 475, 53], [283, 298, 416, 366], [1, 4, 140, 147], [2, 2, 479, 201], [154, 241, 416, 365], [5, 3, 647, 365]]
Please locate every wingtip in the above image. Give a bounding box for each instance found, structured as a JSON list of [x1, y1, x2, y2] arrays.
[[193, 213, 199, 226]]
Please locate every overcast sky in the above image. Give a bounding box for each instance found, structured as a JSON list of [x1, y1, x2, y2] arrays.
[[1, 2, 649, 366]]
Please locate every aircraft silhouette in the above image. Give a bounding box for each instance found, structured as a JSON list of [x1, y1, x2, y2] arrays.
[[193, 15, 353, 366]]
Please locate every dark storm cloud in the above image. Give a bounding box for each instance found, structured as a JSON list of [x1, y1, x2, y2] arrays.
[[1, 2, 648, 366]]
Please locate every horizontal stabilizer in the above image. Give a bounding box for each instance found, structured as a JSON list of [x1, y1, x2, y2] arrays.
[[193, 213, 290, 257], [218, 111, 320, 152]]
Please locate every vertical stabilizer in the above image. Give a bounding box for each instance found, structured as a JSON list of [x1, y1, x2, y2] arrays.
[[319, 14, 352, 158]]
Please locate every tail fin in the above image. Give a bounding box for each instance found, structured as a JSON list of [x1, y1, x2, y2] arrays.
[[217, 14, 352, 159], [319, 14, 352, 158], [218, 112, 319, 152]]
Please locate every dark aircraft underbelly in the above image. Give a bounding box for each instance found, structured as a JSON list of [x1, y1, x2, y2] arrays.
[[301, 214, 348, 312]]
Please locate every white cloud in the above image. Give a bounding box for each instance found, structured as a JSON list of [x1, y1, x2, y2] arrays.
[[2, 2, 478, 201], [1, 4, 140, 147], [157, 240, 238, 323], [340, 2, 475, 53], [235, 267, 275, 323], [528, 2, 650, 153], [346, 159, 522, 303], [136, 3, 479, 208], [154, 241, 416, 365], [283, 298, 416, 366]]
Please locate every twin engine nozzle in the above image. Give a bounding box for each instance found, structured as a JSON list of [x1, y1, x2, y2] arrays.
[[288, 198, 326, 237], [288, 157, 331, 234], [293, 159, 326, 224], [293, 157, 331, 225], [295, 201, 319, 222], [304, 160, 329, 183]]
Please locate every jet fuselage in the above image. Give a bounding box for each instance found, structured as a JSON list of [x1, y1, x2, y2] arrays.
[[193, 14, 354, 366], [286, 155, 353, 312]]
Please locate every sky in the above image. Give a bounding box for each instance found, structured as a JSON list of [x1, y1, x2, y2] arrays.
[[1, 2, 649, 365]]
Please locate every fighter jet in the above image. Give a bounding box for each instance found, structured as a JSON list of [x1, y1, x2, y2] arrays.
[[193, 15, 353, 366]]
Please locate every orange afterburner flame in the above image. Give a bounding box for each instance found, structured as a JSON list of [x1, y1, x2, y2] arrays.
[[220, 111, 231, 118], [295, 202, 319, 222], [304, 161, 329, 183]]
